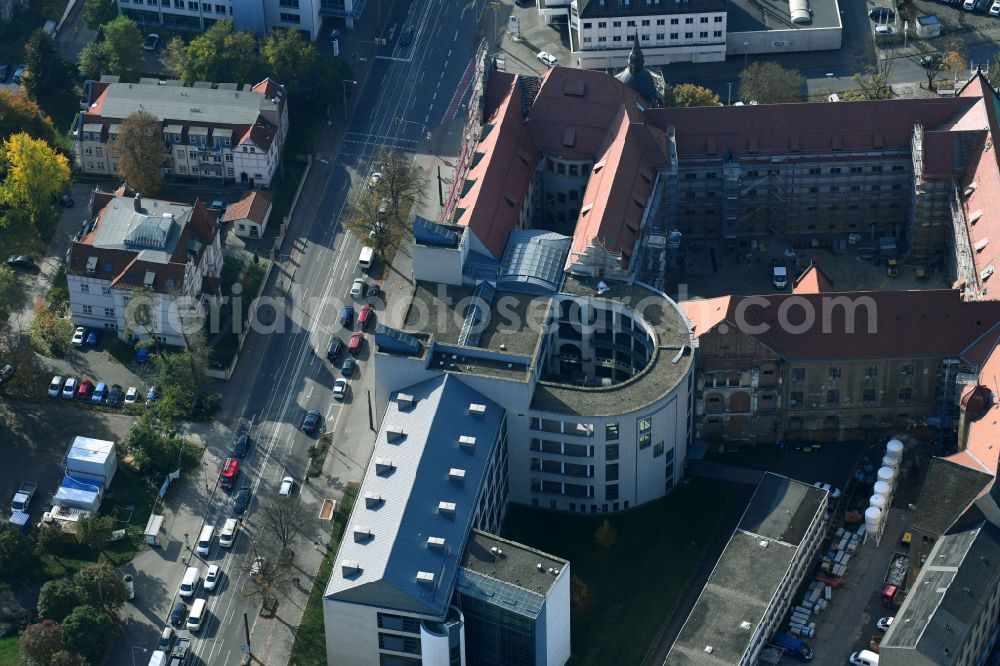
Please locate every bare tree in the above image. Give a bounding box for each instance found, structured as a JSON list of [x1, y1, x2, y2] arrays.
[[373, 147, 427, 228], [258, 497, 314, 558], [241, 539, 294, 611], [849, 59, 893, 100]]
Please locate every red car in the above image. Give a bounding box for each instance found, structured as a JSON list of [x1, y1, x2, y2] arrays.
[[77, 379, 95, 398], [219, 458, 240, 490], [358, 305, 375, 330], [349, 331, 365, 356]]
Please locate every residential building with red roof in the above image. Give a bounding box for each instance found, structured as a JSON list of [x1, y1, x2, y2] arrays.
[[222, 190, 273, 238], [66, 186, 223, 347], [74, 77, 288, 188]]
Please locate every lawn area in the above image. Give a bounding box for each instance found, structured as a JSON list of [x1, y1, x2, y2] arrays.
[[504, 477, 730, 666], [288, 483, 358, 666], [210, 256, 270, 365], [0, 636, 18, 666], [270, 104, 322, 225]]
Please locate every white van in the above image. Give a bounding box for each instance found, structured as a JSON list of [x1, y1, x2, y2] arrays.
[[186, 598, 207, 632], [849, 650, 880, 666], [219, 518, 238, 548], [358, 246, 375, 270], [178, 566, 200, 597], [147, 650, 168, 666], [196, 525, 215, 555]]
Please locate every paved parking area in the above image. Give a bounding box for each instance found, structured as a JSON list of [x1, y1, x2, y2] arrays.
[[671, 237, 948, 300]]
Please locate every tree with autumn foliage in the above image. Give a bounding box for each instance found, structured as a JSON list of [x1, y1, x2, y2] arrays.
[[666, 83, 720, 108], [0, 132, 70, 229], [109, 110, 166, 196], [0, 89, 57, 144]]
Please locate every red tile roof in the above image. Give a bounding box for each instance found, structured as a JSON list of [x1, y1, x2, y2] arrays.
[[945, 335, 1000, 493], [682, 289, 1000, 361], [793, 262, 834, 294], [222, 190, 273, 225]]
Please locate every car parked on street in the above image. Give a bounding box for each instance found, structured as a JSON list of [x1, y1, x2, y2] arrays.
[[333, 378, 348, 400], [12, 65, 25, 84], [157, 626, 174, 652], [279, 476, 294, 496], [399, 25, 414, 46], [62, 377, 78, 399], [169, 601, 186, 627], [48, 376, 64, 397], [124, 386, 139, 405], [350, 278, 366, 299], [0, 364, 13, 384], [233, 433, 251, 458], [59, 193, 74, 208], [301, 409, 321, 434], [868, 6, 895, 20], [204, 564, 221, 591], [108, 384, 124, 406], [6, 255, 35, 269], [72, 327, 86, 346], [146, 385, 160, 402], [92, 382, 107, 403], [341, 305, 354, 327], [812, 481, 842, 500], [77, 378, 94, 399], [876, 616, 894, 632], [219, 458, 240, 490], [143, 33, 160, 50], [233, 485, 251, 514], [358, 305, 374, 330], [326, 336, 345, 362], [341, 356, 356, 377], [86, 330, 100, 346], [349, 331, 364, 356]]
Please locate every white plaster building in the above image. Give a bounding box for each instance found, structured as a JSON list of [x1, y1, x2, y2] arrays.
[[65, 187, 223, 347], [74, 77, 288, 187], [118, 0, 323, 40]]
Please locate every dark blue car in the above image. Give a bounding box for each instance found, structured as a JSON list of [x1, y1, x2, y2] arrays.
[[341, 305, 354, 327]]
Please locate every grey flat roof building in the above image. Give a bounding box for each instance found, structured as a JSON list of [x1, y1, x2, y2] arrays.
[[667, 474, 827, 665], [880, 521, 1000, 666], [93, 80, 282, 126]]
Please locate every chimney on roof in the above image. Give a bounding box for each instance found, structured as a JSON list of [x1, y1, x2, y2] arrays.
[[133, 194, 142, 212]]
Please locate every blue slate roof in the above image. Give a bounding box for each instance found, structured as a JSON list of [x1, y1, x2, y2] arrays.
[[324, 375, 506, 617]]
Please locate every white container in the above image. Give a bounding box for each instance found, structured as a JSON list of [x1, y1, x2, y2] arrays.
[[877, 466, 896, 487], [874, 480, 892, 498], [886, 438, 904, 460], [882, 454, 899, 471], [870, 494, 887, 512], [865, 506, 883, 533]]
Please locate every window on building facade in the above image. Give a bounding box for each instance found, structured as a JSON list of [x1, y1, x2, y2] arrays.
[[865, 366, 877, 379], [104, 307, 115, 317], [863, 388, 876, 405], [606, 463, 619, 481], [82, 305, 92, 315], [898, 387, 912, 404], [654, 441, 664, 457], [605, 444, 619, 461], [827, 389, 839, 406], [101, 286, 111, 295], [700, 16, 708, 22], [605, 422, 619, 440], [713, 30, 722, 37], [606, 484, 619, 501], [684, 32, 693, 38], [829, 367, 841, 379], [638, 416, 652, 448], [791, 368, 805, 382], [714, 15, 723, 21], [901, 364, 915, 376], [612, 20, 621, 27], [670, 18, 678, 24], [789, 391, 803, 407], [685, 17, 693, 23], [80, 283, 90, 293], [279, 12, 300, 22]]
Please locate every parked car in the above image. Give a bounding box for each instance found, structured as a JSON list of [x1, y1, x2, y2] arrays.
[[123, 573, 135, 600], [367, 172, 382, 189], [340, 305, 354, 327], [536, 51, 558, 67], [12, 65, 25, 84], [6, 255, 35, 269], [326, 336, 345, 362], [0, 364, 13, 384], [143, 33, 160, 50], [124, 386, 139, 405], [72, 327, 86, 346], [86, 330, 100, 345], [77, 378, 94, 398], [812, 481, 842, 500], [61, 377, 78, 399], [108, 384, 124, 406], [991, 0, 1000, 15], [91, 382, 107, 403], [278, 476, 294, 496], [333, 378, 348, 400], [59, 193, 74, 208], [157, 626, 174, 652], [358, 305, 374, 330], [874, 24, 895, 34], [219, 458, 240, 490], [204, 564, 221, 591], [349, 331, 365, 356], [350, 278, 366, 299], [233, 433, 251, 458], [169, 601, 186, 627], [341, 356, 356, 377], [48, 375, 64, 398], [868, 6, 895, 20], [876, 616, 894, 632], [146, 385, 160, 401], [233, 485, 252, 514], [209, 199, 227, 212], [301, 409, 321, 434]]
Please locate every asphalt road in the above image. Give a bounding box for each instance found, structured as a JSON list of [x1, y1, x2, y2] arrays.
[[158, 0, 492, 663]]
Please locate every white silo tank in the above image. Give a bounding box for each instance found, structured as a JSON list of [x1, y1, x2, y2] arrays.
[[877, 466, 896, 488], [886, 438, 904, 458], [865, 507, 883, 535], [869, 494, 887, 512], [882, 454, 899, 471], [873, 480, 892, 499]]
